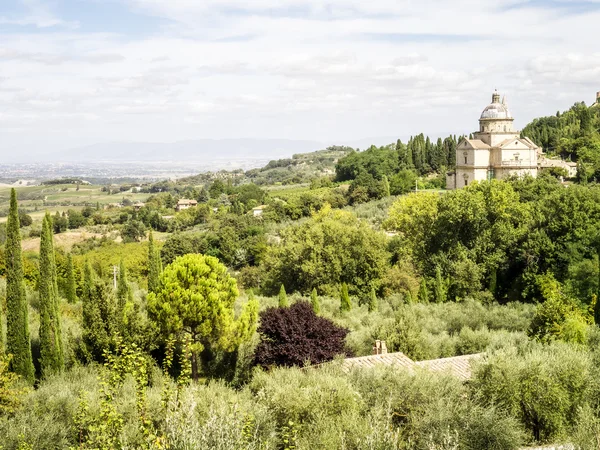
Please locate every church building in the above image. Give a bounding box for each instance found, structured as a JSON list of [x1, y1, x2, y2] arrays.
[[446, 91, 540, 189]]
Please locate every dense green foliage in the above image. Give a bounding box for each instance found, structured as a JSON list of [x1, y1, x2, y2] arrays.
[[262, 206, 389, 296], [5, 189, 35, 384], [522, 101, 600, 181]]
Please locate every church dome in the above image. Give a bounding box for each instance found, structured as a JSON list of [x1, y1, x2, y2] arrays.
[[480, 91, 513, 120]]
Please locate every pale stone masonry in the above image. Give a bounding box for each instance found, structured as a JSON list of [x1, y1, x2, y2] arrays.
[[447, 90, 539, 189]]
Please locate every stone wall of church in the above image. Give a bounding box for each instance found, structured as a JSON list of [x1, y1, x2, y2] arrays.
[[494, 167, 537, 179], [455, 168, 488, 187], [479, 120, 514, 133]]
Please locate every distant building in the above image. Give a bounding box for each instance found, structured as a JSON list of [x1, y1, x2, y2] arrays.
[[538, 157, 578, 178], [133, 202, 145, 211], [252, 205, 267, 217], [176, 199, 198, 211], [593, 91, 600, 107], [447, 90, 539, 189]]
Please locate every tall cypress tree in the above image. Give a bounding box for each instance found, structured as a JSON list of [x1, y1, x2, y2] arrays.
[[418, 279, 430, 303], [278, 284, 288, 308], [433, 265, 447, 304], [382, 175, 391, 197], [38, 214, 64, 376], [82, 261, 115, 362], [368, 287, 378, 313], [116, 258, 132, 315], [147, 231, 160, 294], [65, 253, 78, 304], [340, 283, 351, 312], [5, 189, 35, 383], [310, 287, 320, 314]]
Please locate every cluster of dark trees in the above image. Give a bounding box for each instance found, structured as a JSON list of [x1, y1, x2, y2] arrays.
[[522, 101, 600, 181]]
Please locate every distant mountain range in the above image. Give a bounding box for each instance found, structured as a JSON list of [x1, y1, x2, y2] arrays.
[[34, 137, 407, 164]]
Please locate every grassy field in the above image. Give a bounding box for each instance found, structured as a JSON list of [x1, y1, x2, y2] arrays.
[[21, 230, 106, 252], [0, 184, 149, 222]]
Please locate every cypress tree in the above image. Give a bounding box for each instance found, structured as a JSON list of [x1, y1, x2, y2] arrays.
[[489, 269, 497, 297], [278, 284, 288, 308], [340, 283, 351, 312], [433, 265, 447, 304], [65, 253, 78, 303], [82, 261, 115, 362], [595, 251, 600, 326], [38, 214, 64, 376], [368, 287, 378, 312], [116, 258, 131, 315], [5, 189, 35, 383], [382, 175, 390, 197], [418, 279, 430, 303], [310, 288, 320, 314], [148, 231, 160, 294]]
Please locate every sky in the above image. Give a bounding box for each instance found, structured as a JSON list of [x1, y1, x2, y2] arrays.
[[0, 0, 599, 158]]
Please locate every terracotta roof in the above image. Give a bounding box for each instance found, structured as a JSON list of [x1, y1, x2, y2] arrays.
[[539, 157, 577, 168], [177, 199, 198, 205], [464, 139, 490, 149], [341, 351, 482, 380], [415, 354, 481, 381], [341, 352, 414, 372]]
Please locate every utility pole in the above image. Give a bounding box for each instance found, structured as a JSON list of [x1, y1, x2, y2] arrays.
[[113, 265, 119, 290]]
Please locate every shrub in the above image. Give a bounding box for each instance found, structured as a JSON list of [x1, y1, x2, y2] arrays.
[[254, 302, 351, 368], [471, 342, 591, 443]]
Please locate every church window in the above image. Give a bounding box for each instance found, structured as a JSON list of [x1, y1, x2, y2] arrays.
[[463, 152, 468, 164]]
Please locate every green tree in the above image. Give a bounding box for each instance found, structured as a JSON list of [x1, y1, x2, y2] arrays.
[[368, 287, 377, 312], [38, 214, 64, 377], [310, 288, 320, 314], [340, 283, 351, 312], [116, 259, 133, 315], [5, 189, 34, 383], [433, 265, 446, 303], [418, 279, 429, 303], [263, 206, 389, 296], [278, 284, 288, 308], [381, 175, 390, 197], [147, 230, 160, 294], [121, 219, 146, 243], [65, 253, 77, 303], [82, 261, 117, 362], [147, 254, 255, 380], [528, 274, 589, 344]]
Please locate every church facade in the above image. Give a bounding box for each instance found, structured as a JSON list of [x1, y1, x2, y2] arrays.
[[446, 91, 540, 189]]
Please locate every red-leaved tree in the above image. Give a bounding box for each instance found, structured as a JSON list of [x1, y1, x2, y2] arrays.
[[254, 302, 351, 368]]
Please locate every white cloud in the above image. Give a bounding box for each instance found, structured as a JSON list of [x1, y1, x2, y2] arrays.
[[1, 0, 600, 156]]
